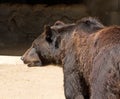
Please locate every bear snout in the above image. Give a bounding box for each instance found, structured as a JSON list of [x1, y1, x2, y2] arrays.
[[21, 56, 29, 64], [21, 56, 24, 61]]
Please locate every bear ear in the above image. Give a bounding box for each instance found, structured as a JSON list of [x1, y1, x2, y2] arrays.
[[54, 20, 65, 26], [76, 17, 91, 26], [44, 25, 53, 43], [84, 20, 91, 25]]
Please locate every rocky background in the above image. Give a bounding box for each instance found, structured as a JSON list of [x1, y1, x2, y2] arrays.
[[0, 0, 120, 55]]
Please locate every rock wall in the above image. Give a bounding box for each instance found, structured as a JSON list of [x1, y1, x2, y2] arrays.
[[85, 0, 120, 25], [0, 1, 120, 55], [0, 4, 88, 50]]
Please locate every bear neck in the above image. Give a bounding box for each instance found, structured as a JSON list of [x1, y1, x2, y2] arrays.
[[60, 30, 93, 83]]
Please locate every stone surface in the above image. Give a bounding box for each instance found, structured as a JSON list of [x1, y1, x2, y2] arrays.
[[0, 1, 120, 55], [0, 4, 88, 51], [85, 0, 120, 25]]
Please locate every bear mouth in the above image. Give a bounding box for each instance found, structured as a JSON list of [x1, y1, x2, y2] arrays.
[[27, 61, 42, 67]]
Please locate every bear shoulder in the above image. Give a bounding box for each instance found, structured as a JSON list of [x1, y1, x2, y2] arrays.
[[94, 26, 120, 48]]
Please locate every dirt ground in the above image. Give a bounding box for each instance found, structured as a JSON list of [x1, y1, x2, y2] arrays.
[[0, 55, 65, 99]]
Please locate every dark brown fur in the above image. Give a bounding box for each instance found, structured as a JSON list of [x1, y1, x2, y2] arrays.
[[59, 25, 120, 99], [70, 26, 120, 99], [21, 17, 120, 99]]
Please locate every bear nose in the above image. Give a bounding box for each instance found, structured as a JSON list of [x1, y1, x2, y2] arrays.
[[21, 56, 24, 61]]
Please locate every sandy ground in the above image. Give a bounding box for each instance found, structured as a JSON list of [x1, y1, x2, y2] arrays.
[[0, 55, 65, 99]]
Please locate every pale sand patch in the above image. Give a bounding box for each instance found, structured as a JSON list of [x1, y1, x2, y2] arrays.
[[0, 56, 65, 99]]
